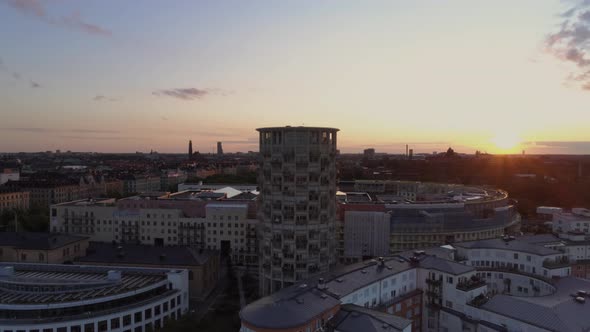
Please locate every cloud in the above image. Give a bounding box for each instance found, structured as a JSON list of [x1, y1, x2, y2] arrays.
[[152, 87, 232, 101], [57, 135, 139, 141], [152, 88, 210, 100], [2, 0, 111, 36], [60, 11, 111, 36], [30, 80, 41, 88], [0, 127, 120, 134], [93, 95, 118, 102], [545, 1, 590, 91]]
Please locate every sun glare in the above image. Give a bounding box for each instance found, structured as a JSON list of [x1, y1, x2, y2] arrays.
[[490, 132, 522, 153]]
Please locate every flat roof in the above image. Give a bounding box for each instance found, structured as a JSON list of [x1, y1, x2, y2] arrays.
[[0, 263, 169, 306], [256, 126, 339, 132], [453, 237, 562, 256], [480, 277, 590, 332], [0, 232, 88, 250], [330, 304, 412, 332], [77, 242, 217, 266]]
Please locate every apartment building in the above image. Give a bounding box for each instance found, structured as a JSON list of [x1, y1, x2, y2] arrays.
[[0, 187, 29, 212], [257, 126, 339, 296], [50, 193, 259, 267], [240, 237, 590, 332]]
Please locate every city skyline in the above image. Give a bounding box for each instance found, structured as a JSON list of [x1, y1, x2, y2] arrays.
[[1, 0, 590, 154]]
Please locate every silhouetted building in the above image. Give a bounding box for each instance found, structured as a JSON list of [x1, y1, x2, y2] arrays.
[[217, 141, 223, 155], [188, 140, 193, 160]]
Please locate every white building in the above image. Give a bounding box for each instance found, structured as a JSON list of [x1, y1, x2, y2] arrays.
[[0, 263, 189, 332], [50, 197, 259, 267], [343, 210, 390, 260], [553, 208, 590, 234]]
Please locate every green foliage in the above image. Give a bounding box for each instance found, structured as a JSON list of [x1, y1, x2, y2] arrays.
[[0, 207, 49, 232]]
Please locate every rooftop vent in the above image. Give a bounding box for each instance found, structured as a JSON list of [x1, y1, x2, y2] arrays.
[[296, 298, 304, 304], [336, 278, 344, 283], [578, 290, 588, 297], [299, 283, 308, 289], [320, 294, 328, 299], [317, 278, 327, 290], [361, 270, 367, 274], [575, 296, 586, 304], [107, 270, 121, 281], [0, 266, 14, 277]]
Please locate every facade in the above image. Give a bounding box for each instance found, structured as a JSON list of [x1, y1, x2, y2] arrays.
[[0, 232, 89, 264], [257, 126, 339, 296], [76, 242, 219, 299], [0, 263, 189, 332], [0, 188, 30, 212], [343, 210, 390, 260], [50, 194, 259, 267], [122, 175, 161, 195], [240, 235, 590, 332], [6, 176, 108, 208], [552, 208, 590, 233]]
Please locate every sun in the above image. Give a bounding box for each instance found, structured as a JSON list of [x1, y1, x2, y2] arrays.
[[490, 132, 522, 153]]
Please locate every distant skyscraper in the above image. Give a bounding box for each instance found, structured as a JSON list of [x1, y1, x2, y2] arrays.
[[257, 126, 339, 296], [217, 142, 223, 155], [188, 140, 193, 160]]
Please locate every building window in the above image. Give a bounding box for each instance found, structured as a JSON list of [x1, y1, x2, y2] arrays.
[[514, 253, 519, 259], [20, 253, 27, 261], [38, 253, 45, 261], [123, 314, 132, 326], [110, 318, 120, 329], [134, 311, 142, 323]]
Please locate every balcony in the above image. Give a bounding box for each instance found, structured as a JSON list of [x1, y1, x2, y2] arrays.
[[543, 257, 570, 269], [425, 278, 442, 286], [456, 277, 486, 292]]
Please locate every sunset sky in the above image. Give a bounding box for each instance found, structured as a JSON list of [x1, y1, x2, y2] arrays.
[[1, 0, 589, 154]]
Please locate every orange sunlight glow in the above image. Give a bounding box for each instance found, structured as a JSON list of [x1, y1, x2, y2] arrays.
[[490, 132, 523, 154]]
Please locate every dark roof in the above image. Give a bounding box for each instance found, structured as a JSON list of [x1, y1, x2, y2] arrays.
[[76, 242, 217, 266], [480, 277, 590, 332], [0, 232, 88, 250], [453, 237, 561, 256], [239, 283, 341, 329], [329, 304, 412, 332], [416, 255, 474, 275]]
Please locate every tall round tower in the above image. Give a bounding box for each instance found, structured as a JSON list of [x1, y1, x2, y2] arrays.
[[257, 126, 339, 295]]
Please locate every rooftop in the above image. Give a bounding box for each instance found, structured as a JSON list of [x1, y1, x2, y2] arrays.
[[0, 263, 169, 306], [77, 242, 217, 266], [329, 304, 412, 332], [256, 126, 339, 132], [453, 237, 562, 256], [480, 277, 590, 332], [0, 232, 88, 250]]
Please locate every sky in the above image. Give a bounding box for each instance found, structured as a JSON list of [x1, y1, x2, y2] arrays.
[[1, 0, 590, 155]]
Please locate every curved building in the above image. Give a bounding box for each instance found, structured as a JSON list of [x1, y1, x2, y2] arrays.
[[0, 263, 189, 332], [257, 126, 339, 296]]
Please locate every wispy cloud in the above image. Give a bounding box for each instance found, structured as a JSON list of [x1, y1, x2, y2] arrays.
[[2, 0, 111, 36], [152, 87, 232, 101], [58, 135, 139, 141], [93, 95, 118, 102], [0, 127, 120, 134], [545, 0, 590, 91], [30, 80, 41, 88]]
